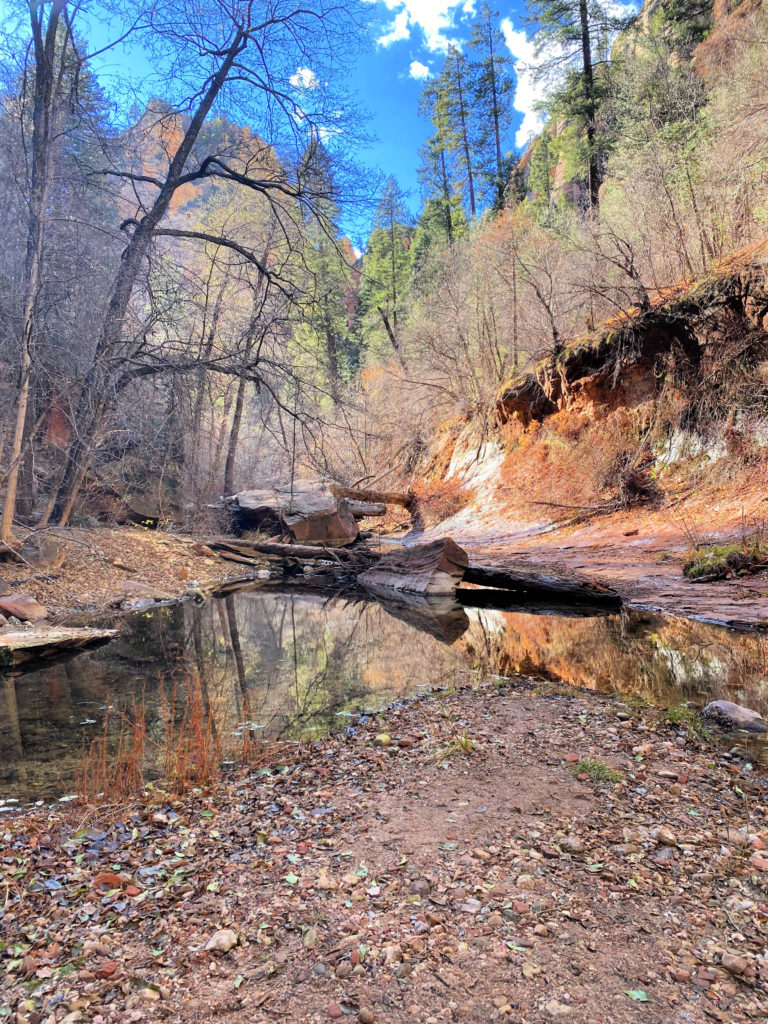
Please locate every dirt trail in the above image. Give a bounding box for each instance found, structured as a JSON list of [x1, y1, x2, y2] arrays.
[[2, 680, 767, 1023]]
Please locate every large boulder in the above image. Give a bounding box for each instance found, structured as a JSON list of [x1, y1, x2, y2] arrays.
[[701, 700, 766, 733], [21, 534, 65, 569], [359, 538, 469, 596], [0, 593, 48, 622], [228, 480, 359, 547]]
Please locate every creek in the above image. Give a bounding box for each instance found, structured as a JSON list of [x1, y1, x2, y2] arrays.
[[1, 582, 766, 803]]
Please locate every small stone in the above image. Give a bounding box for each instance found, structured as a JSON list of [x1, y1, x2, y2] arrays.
[[616, 711, 630, 721], [303, 927, 319, 949], [533, 924, 548, 937], [473, 848, 491, 861], [359, 1010, 375, 1024], [652, 826, 676, 846], [328, 1003, 343, 1019], [139, 987, 161, 1002], [410, 878, 431, 895], [721, 952, 750, 976], [383, 944, 402, 964], [672, 968, 691, 983], [544, 999, 573, 1017], [336, 961, 352, 979], [516, 874, 536, 889], [561, 836, 584, 855], [205, 928, 239, 953]]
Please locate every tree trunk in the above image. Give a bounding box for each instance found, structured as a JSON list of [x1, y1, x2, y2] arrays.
[[455, 64, 476, 219], [49, 28, 248, 524], [224, 377, 246, 495], [1, 2, 65, 543], [578, 0, 599, 211], [439, 146, 453, 242], [487, 18, 504, 208], [377, 306, 408, 371]]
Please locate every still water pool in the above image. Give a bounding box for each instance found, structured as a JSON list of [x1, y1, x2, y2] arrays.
[[1, 582, 766, 802]]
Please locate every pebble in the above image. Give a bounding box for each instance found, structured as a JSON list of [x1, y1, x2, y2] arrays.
[[544, 999, 573, 1017], [205, 928, 239, 953], [561, 836, 584, 855], [328, 1003, 343, 1019], [359, 1010, 375, 1024], [721, 952, 750, 976]]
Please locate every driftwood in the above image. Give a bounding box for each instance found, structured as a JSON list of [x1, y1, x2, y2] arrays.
[[332, 485, 413, 508], [359, 538, 468, 596], [208, 538, 377, 564], [462, 564, 622, 609]]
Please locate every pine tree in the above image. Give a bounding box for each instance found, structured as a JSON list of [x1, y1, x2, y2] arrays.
[[467, 4, 515, 211], [359, 177, 412, 369], [525, 0, 632, 210]]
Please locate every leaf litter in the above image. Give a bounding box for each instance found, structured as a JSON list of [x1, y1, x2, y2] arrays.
[[1, 675, 768, 1022]]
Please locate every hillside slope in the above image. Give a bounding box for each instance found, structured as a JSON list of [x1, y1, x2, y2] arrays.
[[409, 243, 768, 625]]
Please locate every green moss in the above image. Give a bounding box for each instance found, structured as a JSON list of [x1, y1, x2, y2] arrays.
[[572, 759, 622, 784], [683, 540, 768, 580]]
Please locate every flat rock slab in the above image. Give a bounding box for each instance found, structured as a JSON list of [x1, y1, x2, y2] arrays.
[[360, 538, 469, 596], [0, 627, 118, 667]]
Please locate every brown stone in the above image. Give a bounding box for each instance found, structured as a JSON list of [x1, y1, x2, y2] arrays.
[[20, 535, 65, 569], [0, 593, 48, 622]]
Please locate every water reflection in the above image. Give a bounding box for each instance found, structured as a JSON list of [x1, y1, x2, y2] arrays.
[[1, 584, 766, 802]]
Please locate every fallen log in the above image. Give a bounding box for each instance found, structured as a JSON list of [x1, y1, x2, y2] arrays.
[[332, 486, 414, 508], [343, 499, 387, 519], [208, 538, 377, 564], [359, 538, 468, 595], [462, 564, 622, 609]]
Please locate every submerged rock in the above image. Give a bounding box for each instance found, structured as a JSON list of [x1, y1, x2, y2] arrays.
[[701, 700, 766, 733]]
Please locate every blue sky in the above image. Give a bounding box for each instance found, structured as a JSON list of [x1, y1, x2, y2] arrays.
[[353, 0, 544, 213], [1, 0, 549, 239]]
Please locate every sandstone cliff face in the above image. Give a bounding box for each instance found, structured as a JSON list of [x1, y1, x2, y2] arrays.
[[415, 247, 768, 527]]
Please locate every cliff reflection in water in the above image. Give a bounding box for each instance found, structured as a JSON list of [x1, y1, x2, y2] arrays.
[[1, 584, 766, 802], [462, 606, 768, 715]]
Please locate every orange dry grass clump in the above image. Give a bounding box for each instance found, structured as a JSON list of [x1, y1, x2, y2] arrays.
[[77, 704, 147, 802], [77, 669, 224, 803]]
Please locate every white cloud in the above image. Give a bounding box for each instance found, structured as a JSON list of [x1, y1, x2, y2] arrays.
[[289, 66, 319, 90], [377, 8, 410, 46], [374, 0, 463, 53], [501, 19, 560, 149], [409, 59, 431, 79]]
